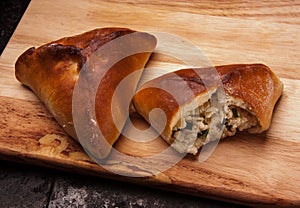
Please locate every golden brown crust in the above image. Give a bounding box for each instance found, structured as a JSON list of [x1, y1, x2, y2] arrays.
[[50, 28, 135, 57], [217, 64, 283, 132], [133, 64, 283, 145], [16, 44, 86, 138], [15, 27, 157, 159]]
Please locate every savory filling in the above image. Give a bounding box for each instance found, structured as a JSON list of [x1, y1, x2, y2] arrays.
[[171, 98, 258, 154]]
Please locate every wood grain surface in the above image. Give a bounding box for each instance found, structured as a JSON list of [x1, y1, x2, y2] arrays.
[[0, 0, 300, 207]]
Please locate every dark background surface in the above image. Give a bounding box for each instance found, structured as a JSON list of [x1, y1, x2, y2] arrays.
[[0, 0, 248, 207], [0, 0, 30, 55], [0, 160, 246, 208]]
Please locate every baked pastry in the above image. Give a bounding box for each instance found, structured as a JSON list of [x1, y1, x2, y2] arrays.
[[133, 64, 283, 154], [15, 27, 157, 159]]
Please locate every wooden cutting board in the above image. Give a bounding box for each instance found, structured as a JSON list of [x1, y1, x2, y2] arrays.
[[1, 0, 300, 207]]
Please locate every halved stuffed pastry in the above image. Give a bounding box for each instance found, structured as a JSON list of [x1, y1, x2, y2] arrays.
[[133, 64, 283, 154]]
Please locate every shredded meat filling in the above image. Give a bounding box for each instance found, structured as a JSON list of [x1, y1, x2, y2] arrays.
[[171, 98, 258, 154]]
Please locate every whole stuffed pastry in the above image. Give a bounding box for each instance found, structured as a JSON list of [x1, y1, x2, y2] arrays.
[[15, 28, 157, 159]]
